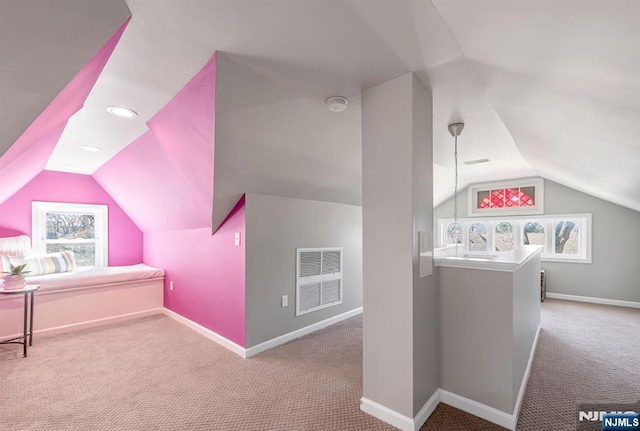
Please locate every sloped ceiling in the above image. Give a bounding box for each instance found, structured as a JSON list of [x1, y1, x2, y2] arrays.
[[93, 54, 216, 233], [0, 17, 129, 206], [0, 0, 130, 157], [432, 0, 640, 211], [1, 0, 638, 221]]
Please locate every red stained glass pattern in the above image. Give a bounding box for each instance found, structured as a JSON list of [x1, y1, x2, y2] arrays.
[[478, 188, 534, 209]]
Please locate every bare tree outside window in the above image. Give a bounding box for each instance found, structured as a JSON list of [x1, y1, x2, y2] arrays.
[[46, 212, 97, 266], [447, 223, 463, 245], [555, 221, 578, 254]]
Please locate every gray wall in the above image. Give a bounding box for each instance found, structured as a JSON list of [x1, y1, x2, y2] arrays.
[[435, 179, 640, 302], [362, 73, 438, 418], [244, 193, 362, 348], [213, 53, 362, 231], [439, 253, 540, 414]]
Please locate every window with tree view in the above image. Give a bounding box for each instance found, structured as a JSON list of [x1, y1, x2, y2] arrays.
[[32, 202, 108, 267], [438, 213, 591, 263]]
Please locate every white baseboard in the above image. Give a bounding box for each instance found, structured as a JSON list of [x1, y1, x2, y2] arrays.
[[162, 308, 247, 358], [512, 324, 541, 425], [546, 293, 640, 309], [3, 308, 164, 340], [413, 389, 441, 430], [439, 390, 515, 430], [361, 326, 541, 431], [244, 307, 363, 358], [360, 397, 415, 431], [164, 306, 364, 360]]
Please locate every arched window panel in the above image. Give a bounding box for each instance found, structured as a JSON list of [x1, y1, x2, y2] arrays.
[[495, 221, 514, 252], [447, 223, 463, 246], [523, 221, 545, 246], [554, 220, 579, 255], [469, 222, 488, 252]]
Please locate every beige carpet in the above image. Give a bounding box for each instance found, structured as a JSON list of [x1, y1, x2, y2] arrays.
[[1, 299, 638, 430]]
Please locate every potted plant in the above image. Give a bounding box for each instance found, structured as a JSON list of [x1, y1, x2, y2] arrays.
[[2, 263, 30, 290]]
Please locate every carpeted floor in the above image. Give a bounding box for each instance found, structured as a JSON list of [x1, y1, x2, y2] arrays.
[[1, 299, 638, 430]]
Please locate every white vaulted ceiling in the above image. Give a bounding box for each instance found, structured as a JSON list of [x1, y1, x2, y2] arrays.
[[2, 1, 638, 212]]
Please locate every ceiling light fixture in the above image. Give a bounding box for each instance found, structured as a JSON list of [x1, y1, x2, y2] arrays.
[[106, 106, 138, 118], [326, 96, 348, 112], [448, 122, 464, 256], [80, 145, 102, 152]]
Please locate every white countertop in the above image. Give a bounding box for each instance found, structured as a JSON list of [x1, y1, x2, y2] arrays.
[[434, 245, 542, 272]]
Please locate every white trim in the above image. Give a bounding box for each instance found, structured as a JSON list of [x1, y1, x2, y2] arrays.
[[546, 293, 640, 309], [413, 389, 441, 430], [163, 306, 363, 360], [513, 324, 541, 426], [439, 390, 516, 430], [162, 308, 247, 358], [245, 307, 363, 357], [31, 201, 109, 267], [360, 398, 414, 431], [361, 325, 540, 431]]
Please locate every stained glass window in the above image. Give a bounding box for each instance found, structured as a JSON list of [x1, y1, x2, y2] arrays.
[[478, 187, 535, 209]]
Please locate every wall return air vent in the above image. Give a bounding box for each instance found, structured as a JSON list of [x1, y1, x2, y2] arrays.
[[296, 248, 343, 315]]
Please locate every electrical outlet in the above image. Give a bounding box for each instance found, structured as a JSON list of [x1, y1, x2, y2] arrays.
[[234, 232, 241, 246], [281, 295, 288, 307], [169, 281, 174, 291]]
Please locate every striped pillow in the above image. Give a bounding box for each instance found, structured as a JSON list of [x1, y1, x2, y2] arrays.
[[0, 251, 76, 276]]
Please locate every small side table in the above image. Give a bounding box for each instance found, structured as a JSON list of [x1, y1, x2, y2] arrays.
[[0, 284, 40, 357]]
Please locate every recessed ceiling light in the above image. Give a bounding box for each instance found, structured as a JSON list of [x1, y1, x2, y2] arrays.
[[80, 145, 102, 152], [326, 96, 348, 112], [106, 106, 138, 118]]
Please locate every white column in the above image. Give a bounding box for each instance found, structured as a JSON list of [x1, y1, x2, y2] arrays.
[[361, 73, 438, 430]]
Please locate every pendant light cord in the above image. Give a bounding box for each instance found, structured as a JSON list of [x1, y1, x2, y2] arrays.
[[454, 135, 459, 256]]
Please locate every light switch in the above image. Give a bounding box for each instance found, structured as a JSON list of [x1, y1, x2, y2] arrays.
[[281, 295, 288, 307]]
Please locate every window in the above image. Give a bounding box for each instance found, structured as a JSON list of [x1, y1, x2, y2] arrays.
[[32, 202, 108, 267], [494, 222, 514, 252], [554, 220, 579, 255], [296, 248, 343, 315], [469, 222, 488, 252], [446, 223, 463, 246], [523, 221, 545, 246], [438, 214, 591, 263], [469, 178, 544, 217]]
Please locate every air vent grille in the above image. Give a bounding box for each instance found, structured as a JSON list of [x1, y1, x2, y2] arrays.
[[299, 251, 321, 277], [296, 248, 343, 315]]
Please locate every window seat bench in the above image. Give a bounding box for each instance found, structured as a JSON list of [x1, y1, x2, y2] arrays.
[[0, 264, 164, 340]]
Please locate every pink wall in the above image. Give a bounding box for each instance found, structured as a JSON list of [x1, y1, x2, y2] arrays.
[[93, 53, 216, 233], [0, 20, 129, 206], [144, 196, 246, 346], [94, 52, 246, 345], [0, 170, 143, 265]]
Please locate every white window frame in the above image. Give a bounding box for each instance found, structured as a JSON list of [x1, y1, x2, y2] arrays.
[[468, 177, 544, 217], [438, 213, 592, 263], [32, 202, 108, 267], [296, 247, 343, 316]]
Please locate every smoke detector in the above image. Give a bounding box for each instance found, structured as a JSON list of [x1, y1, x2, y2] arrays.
[[326, 96, 348, 112]]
